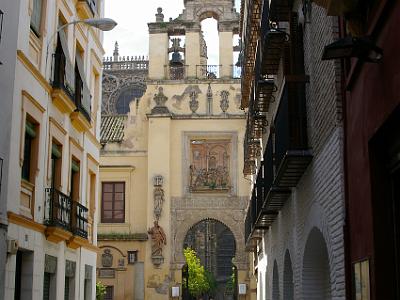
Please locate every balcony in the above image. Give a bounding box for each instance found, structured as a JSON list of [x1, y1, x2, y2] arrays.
[[44, 188, 89, 245], [269, 0, 292, 22], [260, 29, 287, 76], [165, 65, 188, 80], [51, 52, 76, 114], [76, 0, 97, 19], [196, 65, 220, 79], [274, 82, 312, 187]]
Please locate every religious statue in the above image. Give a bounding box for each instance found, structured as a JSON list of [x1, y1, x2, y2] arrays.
[[148, 221, 167, 267], [154, 186, 165, 221]]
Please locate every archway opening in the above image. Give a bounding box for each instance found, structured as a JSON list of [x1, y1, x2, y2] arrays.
[[200, 17, 219, 77], [183, 218, 236, 300], [283, 250, 294, 300], [302, 227, 331, 300], [272, 260, 280, 300]]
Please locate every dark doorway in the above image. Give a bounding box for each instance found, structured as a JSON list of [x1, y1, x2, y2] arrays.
[[183, 219, 237, 300], [369, 104, 400, 299]]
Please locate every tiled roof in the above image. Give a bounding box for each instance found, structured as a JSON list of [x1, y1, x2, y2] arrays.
[[100, 115, 127, 143]]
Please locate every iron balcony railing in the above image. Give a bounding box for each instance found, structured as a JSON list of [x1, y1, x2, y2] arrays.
[[44, 188, 89, 238], [196, 65, 220, 79], [231, 65, 242, 79], [44, 188, 72, 231], [165, 65, 188, 80], [52, 52, 75, 100], [72, 201, 88, 238], [274, 82, 311, 185]]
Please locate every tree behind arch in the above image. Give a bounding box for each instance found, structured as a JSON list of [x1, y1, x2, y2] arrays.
[[184, 248, 216, 298]]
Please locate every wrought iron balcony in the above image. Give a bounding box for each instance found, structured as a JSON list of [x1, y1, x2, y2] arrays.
[[269, 0, 292, 22], [44, 188, 72, 231], [231, 65, 242, 79], [196, 65, 220, 79], [44, 188, 89, 239], [71, 201, 88, 239], [274, 81, 312, 187]]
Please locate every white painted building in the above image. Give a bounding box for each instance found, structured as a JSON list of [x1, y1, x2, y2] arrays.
[[0, 0, 106, 299], [241, 0, 346, 299]]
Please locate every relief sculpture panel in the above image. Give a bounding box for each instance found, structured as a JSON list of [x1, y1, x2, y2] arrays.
[[189, 139, 231, 192]]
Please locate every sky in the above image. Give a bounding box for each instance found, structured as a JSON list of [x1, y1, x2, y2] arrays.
[[103, 0, 241, 64]]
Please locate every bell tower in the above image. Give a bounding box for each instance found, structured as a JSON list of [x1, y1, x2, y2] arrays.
[[148, 0, 240, 80]]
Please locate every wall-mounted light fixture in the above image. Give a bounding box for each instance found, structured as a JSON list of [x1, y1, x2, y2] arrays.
[[322, 36, 383, 63]]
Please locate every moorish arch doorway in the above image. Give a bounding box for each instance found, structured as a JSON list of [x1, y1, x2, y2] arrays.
[[182, 218, 237, 300]]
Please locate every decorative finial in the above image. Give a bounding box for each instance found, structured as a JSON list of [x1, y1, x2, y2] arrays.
[[113, 41, 119, 61], [156, 7, 164, 22]]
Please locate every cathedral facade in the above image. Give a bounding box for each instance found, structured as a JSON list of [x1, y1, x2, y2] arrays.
[[97, 1, 253, 299]]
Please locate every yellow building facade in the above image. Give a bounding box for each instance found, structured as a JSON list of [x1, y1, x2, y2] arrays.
[[98, 1, 253, 299]]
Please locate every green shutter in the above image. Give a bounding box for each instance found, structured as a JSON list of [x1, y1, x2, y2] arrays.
[[25, 121, 36, 138], [51, 144, 62, 159], [71, 160, 80, 173]]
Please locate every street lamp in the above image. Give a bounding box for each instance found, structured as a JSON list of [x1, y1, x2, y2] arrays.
[[57, 17, 117, 33], [46, 17, 117, 79]]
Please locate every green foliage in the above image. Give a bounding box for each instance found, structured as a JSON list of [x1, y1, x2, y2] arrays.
[[184, 248, 213, 297], [96, 281, 107, 300]]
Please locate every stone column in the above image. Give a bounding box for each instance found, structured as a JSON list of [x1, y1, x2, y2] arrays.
[[185, 29, 201, 78], [148, 32, 169, 79], [219, 30, 233, 78]]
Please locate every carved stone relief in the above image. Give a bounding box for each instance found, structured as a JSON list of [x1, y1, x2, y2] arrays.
[[172, 85, 202, 110], [189, 90, 199, 114], [153, 175, 165, 221], [220, 90, 230, 113], [189, 139, 231, 192], [102, 249, 113, 267], [151, 87, 170, 114]]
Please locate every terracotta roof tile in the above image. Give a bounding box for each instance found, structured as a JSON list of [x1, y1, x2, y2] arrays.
[[100, 115, 127, 143]]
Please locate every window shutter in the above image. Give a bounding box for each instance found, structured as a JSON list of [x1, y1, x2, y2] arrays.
[[30, 0, 42, 35], [51, 144, 62, 159], [25, 121, 36, 138], [58, 29, 75, 94], [71, 160, 80, 173], [75, 52, 92, 114]]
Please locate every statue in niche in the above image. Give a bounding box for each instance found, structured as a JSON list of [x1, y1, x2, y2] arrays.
[[189, 140, 231, 192], [148, 221, 167, 267], [154, 186, 164, 221]]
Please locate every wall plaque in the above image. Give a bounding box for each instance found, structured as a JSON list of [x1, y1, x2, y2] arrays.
[[99, 268, 115, 278]]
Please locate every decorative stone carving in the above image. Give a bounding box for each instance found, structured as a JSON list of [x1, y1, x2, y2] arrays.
[[118, 258, 125, 267], [220, 90, 230, 113], [151, 87, 170, 114], [155, 7, 164, 22], [189, 90, 199, 114], [206, 84, 213, 115], [189, 139, 231, 192], [44, 254, 57, 274], [172, 85, 202, 110], [65, 260, 76, 278], [153, 175, 165, 221], [102, 249, 113, 267], [148, 221, 167, 267], [200, 32, 207, 58]]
